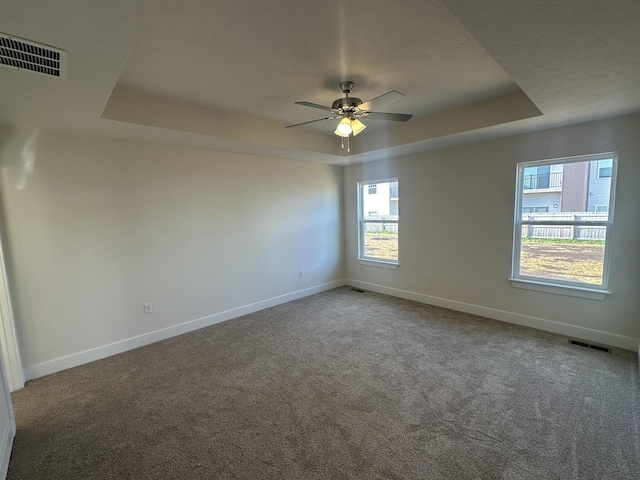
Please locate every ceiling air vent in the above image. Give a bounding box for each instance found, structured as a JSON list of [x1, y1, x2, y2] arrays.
[[0, 33, 66, 79]]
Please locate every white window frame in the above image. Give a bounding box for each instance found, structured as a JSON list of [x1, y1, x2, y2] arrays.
[[510, 153, 617, 300], [358, 178, 399, 268]]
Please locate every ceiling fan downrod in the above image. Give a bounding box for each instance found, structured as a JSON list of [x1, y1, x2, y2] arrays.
[[339, 81, 354, 96]]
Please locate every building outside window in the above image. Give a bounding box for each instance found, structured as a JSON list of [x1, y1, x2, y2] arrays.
[[358, 179, 398, 264], [512, 153, 616, 298], [598, 159, 613, 178], [523, 206, 550, 214]]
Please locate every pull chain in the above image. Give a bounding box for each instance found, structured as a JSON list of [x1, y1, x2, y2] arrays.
[[341, 137, 344, 150], [347, 135, 350, 153]]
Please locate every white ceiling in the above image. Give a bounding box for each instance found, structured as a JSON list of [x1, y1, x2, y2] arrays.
[[1, 0, 639, 165]]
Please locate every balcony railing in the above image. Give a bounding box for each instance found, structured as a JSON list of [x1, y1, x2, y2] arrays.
[[389, 187, 399, 199], [523, 172, 563, 190]]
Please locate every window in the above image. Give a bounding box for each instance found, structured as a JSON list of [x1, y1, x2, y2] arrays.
[[522, 165, 563, 190], [511, 154, 617, 299], [358, 179, 398, 265], [522, 206, 550, 214], [598, 159, 612, 178], [523, 165, 550, 189]]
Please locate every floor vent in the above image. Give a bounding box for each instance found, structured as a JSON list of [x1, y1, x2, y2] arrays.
[[350, 288, 366, 293], [569, 339, 612, 353], [0, 33, 66, 78]]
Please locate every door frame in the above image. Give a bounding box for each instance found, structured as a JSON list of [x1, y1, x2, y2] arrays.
[[0, 239, 23, 391]]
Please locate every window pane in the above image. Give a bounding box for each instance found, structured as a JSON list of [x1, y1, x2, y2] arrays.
[[363, 183, 396, 215], [362, 222, 398, 261], [515, 155, 615, 289], [521, 159, 613, 219], [519, 226, 605, 285], [360, 180, 399, 262]]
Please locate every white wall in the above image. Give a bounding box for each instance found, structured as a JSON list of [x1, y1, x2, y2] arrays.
[[0, 129, 344, 378], [1, 113, 639, 382], [344, 114, 640, 349]]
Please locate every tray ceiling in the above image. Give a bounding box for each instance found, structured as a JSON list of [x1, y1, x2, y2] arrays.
[[1, 0, 639, 164]]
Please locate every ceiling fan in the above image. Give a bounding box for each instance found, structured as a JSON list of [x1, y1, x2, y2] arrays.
[[285, 81, 412, 151]]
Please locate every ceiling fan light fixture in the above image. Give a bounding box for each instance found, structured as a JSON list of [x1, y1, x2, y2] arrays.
[[335, 117, 353, 136], [351, 119, 366, 136], [288, 82, 411, 153]]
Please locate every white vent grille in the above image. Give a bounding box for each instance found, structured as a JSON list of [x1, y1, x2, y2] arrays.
[[0, 33, 66, 79]]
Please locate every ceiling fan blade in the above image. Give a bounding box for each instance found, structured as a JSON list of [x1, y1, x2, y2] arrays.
[[364, 112, 413, 122], [285, 116, 339, 128], [358, 90, 406, 111], [294, 101, 338, 113]]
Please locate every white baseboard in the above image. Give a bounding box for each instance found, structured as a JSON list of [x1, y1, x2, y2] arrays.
[[23, 278, 638, 381], [346, 279, 639, 351], [24, 280, 346, 381], [0, 418, 15, 480]]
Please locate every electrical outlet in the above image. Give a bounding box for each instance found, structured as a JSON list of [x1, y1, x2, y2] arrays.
[[143, 303, 153, 314], [299, 270, 304, 278]]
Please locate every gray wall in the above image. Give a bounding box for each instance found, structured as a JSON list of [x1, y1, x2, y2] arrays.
[[344, 114, 640, 347], [560, 161, 589, 212]]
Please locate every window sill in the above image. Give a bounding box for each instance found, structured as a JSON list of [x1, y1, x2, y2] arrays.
[[509, 278, 610, 300], [358, 259, 399, 269]]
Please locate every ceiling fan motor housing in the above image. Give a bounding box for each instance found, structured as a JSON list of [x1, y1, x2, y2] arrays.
[[333, 81, 361, 115], [331, 97, 362, 113]]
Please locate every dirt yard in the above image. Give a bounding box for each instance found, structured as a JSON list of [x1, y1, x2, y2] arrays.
[[365, 233, 604, 285], [520, 241, 605, 284], [364, 232, 398, 261]]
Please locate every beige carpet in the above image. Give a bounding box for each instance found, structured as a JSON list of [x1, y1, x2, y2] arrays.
[[8, 287, 640, 479]]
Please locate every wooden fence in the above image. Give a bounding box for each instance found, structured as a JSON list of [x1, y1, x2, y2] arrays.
[[363, 213, 607, 239], [363, 217, 399, 233], [521, 213, 607, 241]]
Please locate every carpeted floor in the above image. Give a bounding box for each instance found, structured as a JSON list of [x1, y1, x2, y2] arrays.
[[8, 287, 640, 479]]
